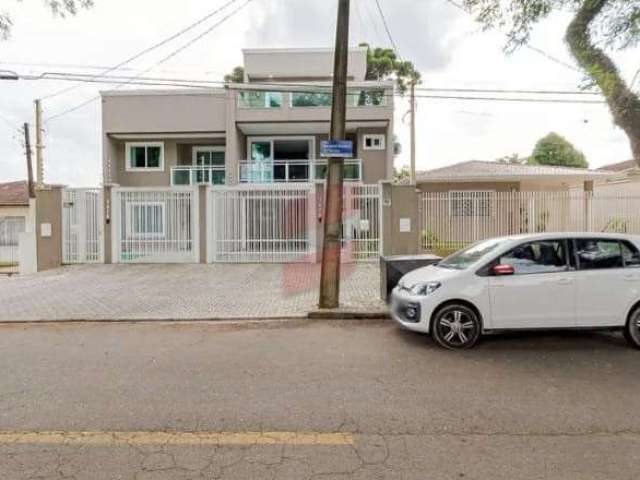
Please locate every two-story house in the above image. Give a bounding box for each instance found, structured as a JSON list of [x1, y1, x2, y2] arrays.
[[99, 47, 394, 264]]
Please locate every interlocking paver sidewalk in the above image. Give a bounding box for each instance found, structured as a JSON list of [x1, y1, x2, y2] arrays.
[[0, 263, 384, 321]]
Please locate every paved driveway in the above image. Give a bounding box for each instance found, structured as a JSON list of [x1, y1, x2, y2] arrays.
[[0, 263, 383, 321]]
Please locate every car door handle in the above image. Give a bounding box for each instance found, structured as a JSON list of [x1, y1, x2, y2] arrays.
[[557, 278, 573, 285]]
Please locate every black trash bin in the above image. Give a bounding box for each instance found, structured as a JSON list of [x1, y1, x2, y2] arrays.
[[380, 254, 442, 302]]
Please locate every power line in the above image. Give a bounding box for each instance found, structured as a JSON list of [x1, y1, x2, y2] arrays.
[[16, 71, 608, 105], [40, 0, 243, 101], [44, 0, 254, 122], [373, 0, 401, 59], [442, 0, 581, 73], [24, 70, 605, 97]]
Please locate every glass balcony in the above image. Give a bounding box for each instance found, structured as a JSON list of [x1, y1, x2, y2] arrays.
[[238, 159, 362, 183], [171, 166, 226, 186], [237, 91, 283, 109], [290, 89, 386, 108]]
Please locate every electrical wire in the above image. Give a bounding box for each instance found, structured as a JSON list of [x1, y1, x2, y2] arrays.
[[44, 0, 254, 122], [40, 0, 243, 101], [373, 0, 401, 59], [442, 0, 582, 73]]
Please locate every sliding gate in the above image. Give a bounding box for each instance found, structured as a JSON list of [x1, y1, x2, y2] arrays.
[[62, 188, 103, 264], [208, 184, 315, 263]]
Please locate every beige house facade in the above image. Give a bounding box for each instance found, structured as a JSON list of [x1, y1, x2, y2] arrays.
[[595, 160, 640, 195], [101, 47, 395, 189]]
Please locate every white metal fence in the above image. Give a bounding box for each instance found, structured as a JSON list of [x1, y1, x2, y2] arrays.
[[63, 189, 103, 264], [420, 191, 640, 255], [208, 184, 315, 263], [112, 187, 198, 263], [0, 216, 25, 273], [342, 184, 381, 262]]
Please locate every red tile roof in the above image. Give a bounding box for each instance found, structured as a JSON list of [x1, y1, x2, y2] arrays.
[[597, 160, 637, 172], [0, 181, 29, 206]]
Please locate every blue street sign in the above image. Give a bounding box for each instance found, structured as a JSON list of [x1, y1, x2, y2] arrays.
[[320, 140, 353, 158]]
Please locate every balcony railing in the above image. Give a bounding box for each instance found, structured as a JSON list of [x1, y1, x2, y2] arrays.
[[237, 89, 387, 110], [238, 159, 362, 183], [171, 166, 226, 186]]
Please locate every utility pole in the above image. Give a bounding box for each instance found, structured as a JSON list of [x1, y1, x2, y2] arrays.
[[23, 123, 35, 199], [410, 81, 416, 184], [319, 0, 350, 309], [34, 99, 44, 188]]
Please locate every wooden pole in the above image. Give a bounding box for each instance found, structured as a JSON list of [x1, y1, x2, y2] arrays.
[[35, 99, 44, 188], [319, 0, 350, 309], [410, 81, 416, 184], [23, 123, 35, 199]]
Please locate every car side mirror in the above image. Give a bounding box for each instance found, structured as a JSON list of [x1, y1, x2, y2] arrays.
[[491, 264, 515, 276]]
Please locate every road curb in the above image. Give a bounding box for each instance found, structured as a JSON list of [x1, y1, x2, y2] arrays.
[[307, 310, 390, 320], [0, 315, 309, 325]]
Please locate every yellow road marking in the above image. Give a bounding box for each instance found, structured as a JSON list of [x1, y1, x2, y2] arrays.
[[0, 431, 354, 446]]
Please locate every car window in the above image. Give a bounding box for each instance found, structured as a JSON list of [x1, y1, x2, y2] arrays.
[[622, 241, 640, 268], [498, 240, 568, 275], [575, 239, 623, 270], [439, 238, 507, 270]]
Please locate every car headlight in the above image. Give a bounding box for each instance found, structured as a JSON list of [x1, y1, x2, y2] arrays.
[[408, 281, 441, 296]]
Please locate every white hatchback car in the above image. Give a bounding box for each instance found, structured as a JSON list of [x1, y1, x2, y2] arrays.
[[390, 233, 640, 350]]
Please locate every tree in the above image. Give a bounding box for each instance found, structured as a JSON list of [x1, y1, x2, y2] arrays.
[[359, 43, 421, 94], [530, 132, 589, 168], [462, 0, 640, 168], [224, 66, 244, 83], [393, 165, 411, 183], [496, 153, 529, 164], [1, 0, 93, 39]]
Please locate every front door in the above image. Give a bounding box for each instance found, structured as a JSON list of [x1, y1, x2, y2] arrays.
[[488, 239, 576, 329]]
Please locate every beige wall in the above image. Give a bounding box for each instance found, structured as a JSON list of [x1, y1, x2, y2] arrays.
[[35, 187, 63, 272], [381, 183, 421, 256], [102, 90, 228, 133], [0, 205, 29, 218]]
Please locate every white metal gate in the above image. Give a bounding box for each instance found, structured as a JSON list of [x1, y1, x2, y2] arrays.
[[63, 188, 103, 264], [342, 184, 381, 262], [0, 216, 25, 273], [112, 187, 199, 263], [208, 184, 315, 263]]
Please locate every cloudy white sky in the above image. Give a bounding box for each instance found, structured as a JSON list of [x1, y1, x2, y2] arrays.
[[0, 0, 637, 186]]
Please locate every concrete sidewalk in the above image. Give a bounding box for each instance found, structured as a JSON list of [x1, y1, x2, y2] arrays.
[[0, 263, 385, 322]]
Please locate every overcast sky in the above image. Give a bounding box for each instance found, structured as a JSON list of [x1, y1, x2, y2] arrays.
[[0, 0, 637, 186]]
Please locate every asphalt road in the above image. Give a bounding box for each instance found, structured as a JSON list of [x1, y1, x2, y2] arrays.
[[1, 319, 639, 479]]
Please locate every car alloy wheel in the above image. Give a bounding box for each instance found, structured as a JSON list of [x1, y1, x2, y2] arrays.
[[432, 304, 481, 350], [624, 307, 640, 349]]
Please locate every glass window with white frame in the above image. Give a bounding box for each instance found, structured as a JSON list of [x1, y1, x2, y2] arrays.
[[126, 142, 164, 171], [126, 202, 165, 238], [362, 134, 385, 150]]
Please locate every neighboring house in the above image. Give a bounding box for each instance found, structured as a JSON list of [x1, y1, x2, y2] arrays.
[[414, 161, 616, 254], [101, 46, 395, 188], [0, 181, 30, 271], [595, 160, 640, 195], [99, 47, 394, 264], [416, 160, 612, 192]]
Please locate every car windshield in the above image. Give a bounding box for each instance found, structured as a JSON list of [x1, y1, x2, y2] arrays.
[[438, 238, 507, 270]]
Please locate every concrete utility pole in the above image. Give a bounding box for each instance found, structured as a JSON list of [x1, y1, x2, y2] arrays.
[[319, 0, 350, 309], [410, 81, 416, 184], [34, 99, 44, 188], [23, 123, 35, 199]]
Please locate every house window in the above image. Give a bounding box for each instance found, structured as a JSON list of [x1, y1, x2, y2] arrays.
[[449, 191, 494, 217], [126, 142, 164, 171], [126, 202, 165, 238], [238, 91, 283, 109], [291, 92, 333, 107], [362, 134, 385, 150]]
